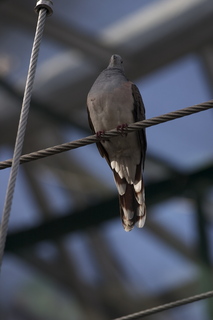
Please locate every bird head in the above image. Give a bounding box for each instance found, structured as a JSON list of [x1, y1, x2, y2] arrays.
[[107, 54, 124, 71]]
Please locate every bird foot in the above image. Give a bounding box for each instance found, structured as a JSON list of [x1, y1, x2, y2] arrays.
[[117, 123, 128, 136], [96, 130, 105, 142]]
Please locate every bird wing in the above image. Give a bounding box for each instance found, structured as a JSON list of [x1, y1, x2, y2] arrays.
[[131, 83, 147, 168], [87, 105, 111, 166]]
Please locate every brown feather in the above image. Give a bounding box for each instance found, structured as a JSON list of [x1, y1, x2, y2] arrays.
[[113, 167, 146, 232]]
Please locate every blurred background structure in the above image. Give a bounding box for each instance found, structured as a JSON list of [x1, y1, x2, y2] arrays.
[[0, 0, 213, 319]]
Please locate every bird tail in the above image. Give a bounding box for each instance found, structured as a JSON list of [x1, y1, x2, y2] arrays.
[[113, 171, 146, 232]]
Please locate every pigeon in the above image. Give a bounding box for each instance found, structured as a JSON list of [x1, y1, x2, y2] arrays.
[[87, 54, 147, 231]]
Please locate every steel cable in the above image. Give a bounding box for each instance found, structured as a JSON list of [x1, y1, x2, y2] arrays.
[[0, 7, 48, 270], [112, 290, 213, 319], [0, 100, 212, 170]]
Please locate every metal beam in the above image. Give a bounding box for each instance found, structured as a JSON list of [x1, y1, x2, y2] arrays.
[[5, 164, 213, 252]]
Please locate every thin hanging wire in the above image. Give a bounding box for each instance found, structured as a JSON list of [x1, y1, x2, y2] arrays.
[[0, 100, 212, 170], [0, 8, 48, 271], [112, 290, 213, 320]]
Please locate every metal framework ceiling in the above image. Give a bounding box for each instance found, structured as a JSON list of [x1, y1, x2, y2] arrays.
[[0, 0, 213, 319]]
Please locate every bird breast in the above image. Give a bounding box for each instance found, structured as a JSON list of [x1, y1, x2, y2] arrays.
[[87, 82, 134, 133]]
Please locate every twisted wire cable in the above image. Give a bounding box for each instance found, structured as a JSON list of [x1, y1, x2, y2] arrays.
[[112, 290, 213, 320], [0, 100, 212, 170], [0, 8, 48, 270]]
